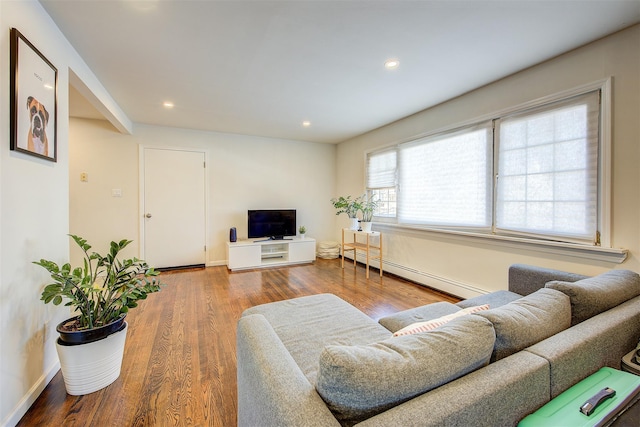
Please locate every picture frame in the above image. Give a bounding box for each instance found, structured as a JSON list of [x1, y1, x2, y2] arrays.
[[10, 28, 58, 162]]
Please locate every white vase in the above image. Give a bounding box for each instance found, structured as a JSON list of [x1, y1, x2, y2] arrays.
[[361, 222, 373, 233], [349, 218, 359, 230], [56, 322, 128, 395], [299, 233, 305, 239]]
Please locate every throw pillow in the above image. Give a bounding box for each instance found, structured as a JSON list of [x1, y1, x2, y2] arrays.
[[474, 288, 571, 362], [393, 304, 490, 336], [378, 301, 461, 333], [316, 315, 495, 426], [545, 269, 640, 325]]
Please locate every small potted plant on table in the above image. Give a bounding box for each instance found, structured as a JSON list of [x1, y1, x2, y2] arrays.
[[331, 195, 362, 230], [34, 235, 165, 395], [359, 194, 379, 232]]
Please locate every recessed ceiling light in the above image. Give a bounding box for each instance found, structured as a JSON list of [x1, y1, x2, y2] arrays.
[[302, 121, 311, 127], [163, 101, 174, 108], [384, 59, 400, 70], [127, 0, 159, 12]]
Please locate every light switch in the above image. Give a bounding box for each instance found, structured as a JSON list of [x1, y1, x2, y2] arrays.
[[112, 189, 122, 198], [80, 172, 88, 182]]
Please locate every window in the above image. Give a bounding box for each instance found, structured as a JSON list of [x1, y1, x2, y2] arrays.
[[370, 188, 396, 217], [397, 123, 493, 228], [365, 86, 604, 246], [366, 150, 397, 217], [495, 92, 600, 243]]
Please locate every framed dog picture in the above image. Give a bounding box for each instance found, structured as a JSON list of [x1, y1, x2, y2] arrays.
[[10, 28, 57, 162]]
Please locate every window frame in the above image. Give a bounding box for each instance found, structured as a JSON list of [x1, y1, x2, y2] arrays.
[[493, 90, 602, 245], [365, 78, 613, 249]]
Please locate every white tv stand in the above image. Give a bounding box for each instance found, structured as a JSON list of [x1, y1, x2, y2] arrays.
[[226, 237, 316, 271]]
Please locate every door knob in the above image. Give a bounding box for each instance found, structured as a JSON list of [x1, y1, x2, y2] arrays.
[[145, 213, 152, 218]]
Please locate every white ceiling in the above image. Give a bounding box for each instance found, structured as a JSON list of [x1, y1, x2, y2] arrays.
[[40, 0, 640, 144]]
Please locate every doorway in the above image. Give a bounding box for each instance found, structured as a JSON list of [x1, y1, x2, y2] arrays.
[[140, 147, 207, 269]]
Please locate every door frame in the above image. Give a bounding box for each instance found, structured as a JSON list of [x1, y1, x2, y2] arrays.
[[138, 145, 210, 264]]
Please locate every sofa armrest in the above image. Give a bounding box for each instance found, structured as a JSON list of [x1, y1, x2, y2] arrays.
[[237, 314, 340, 427], [525, 295, 640, 398], [508, 264, 588, 296], [355, 351, 550, 427]]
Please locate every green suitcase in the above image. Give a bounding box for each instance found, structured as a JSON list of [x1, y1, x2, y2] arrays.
[[518, 367, 640, 427]]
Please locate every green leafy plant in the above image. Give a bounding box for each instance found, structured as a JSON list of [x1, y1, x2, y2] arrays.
[[299, 225, 307, 234], [331, 195, 362, 218], [35, 235, 165, 331], [359, 194, 380, 222]]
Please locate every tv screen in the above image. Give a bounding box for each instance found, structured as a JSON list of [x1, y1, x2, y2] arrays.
[[248, 209, 296, 239]]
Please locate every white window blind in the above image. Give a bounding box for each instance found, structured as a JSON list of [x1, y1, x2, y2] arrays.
[[367, 149, 396, 189], [495, 91, 600, 243], [398, 123, 493, 228], [366, 150, 397, 217]]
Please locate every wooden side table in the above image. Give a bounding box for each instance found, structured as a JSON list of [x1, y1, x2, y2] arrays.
[[341, 228, 382, 278]]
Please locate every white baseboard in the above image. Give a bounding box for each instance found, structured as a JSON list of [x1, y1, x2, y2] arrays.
[[2, 361, 60, 427], [346, 254, 487, 299], [207, 260, 227, 267]]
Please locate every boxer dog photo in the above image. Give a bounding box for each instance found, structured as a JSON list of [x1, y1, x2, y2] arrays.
[[10, 28, 57, 161], [26, 96, 49, 157]]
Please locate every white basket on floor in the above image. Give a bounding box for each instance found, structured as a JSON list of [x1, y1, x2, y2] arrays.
[[317, 241, 340, 259]]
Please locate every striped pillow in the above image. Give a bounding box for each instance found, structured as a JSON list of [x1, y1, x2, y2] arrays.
[[393, 304, 490, 337]]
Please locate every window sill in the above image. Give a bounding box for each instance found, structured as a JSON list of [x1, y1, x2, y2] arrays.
[[374, 223, 628, 264]]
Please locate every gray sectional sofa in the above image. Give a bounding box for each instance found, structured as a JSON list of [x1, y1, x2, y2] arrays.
[[236, 264, 640, 426]]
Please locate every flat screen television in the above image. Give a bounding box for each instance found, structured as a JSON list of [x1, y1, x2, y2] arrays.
[[248, 209, 296, 240]]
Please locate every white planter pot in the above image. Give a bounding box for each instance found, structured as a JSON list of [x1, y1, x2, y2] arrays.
[[56, 322, 128, 395], [349, 218, 359, 230], [361, 221, 373, 233]]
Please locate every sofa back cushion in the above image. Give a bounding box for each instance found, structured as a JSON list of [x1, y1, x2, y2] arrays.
[[508, 264, 588, 296], [474, 288, 571, 362], [315, 315, 495, 426], [545, 269, 640, 326]]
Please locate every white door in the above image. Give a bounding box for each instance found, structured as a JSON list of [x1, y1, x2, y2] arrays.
[[142, 147, 206, 268]]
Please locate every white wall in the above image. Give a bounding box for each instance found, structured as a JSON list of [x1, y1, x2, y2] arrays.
[[0, 2, 131, 426], [0, 4, 68, 426], [68, 120, 139, 259], [69, 120, 337, 266], [336, 25, 640, 296]]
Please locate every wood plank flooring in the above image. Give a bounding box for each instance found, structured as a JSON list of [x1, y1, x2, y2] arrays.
[[18, 258, 459, 426]]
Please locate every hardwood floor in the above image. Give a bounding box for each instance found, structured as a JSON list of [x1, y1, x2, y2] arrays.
[[18, 259, 459, 426]]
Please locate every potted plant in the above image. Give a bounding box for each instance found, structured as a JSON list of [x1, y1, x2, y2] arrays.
[[34, 234, 165, 395], [299, 225, 307, 239], [331, 195, 362, 230], [359, 194, 379, 232]]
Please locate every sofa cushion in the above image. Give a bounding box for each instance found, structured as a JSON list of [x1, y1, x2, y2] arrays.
[[316, 315, 496, 426], [545, 269, 640, 325], [474, 288, 571, 362], [456, 290, 522, 310], [241, 293, 391, 383], [393, 304, 490, 337], [378, 301, 461, 333], [508, 264, 589, 296]]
